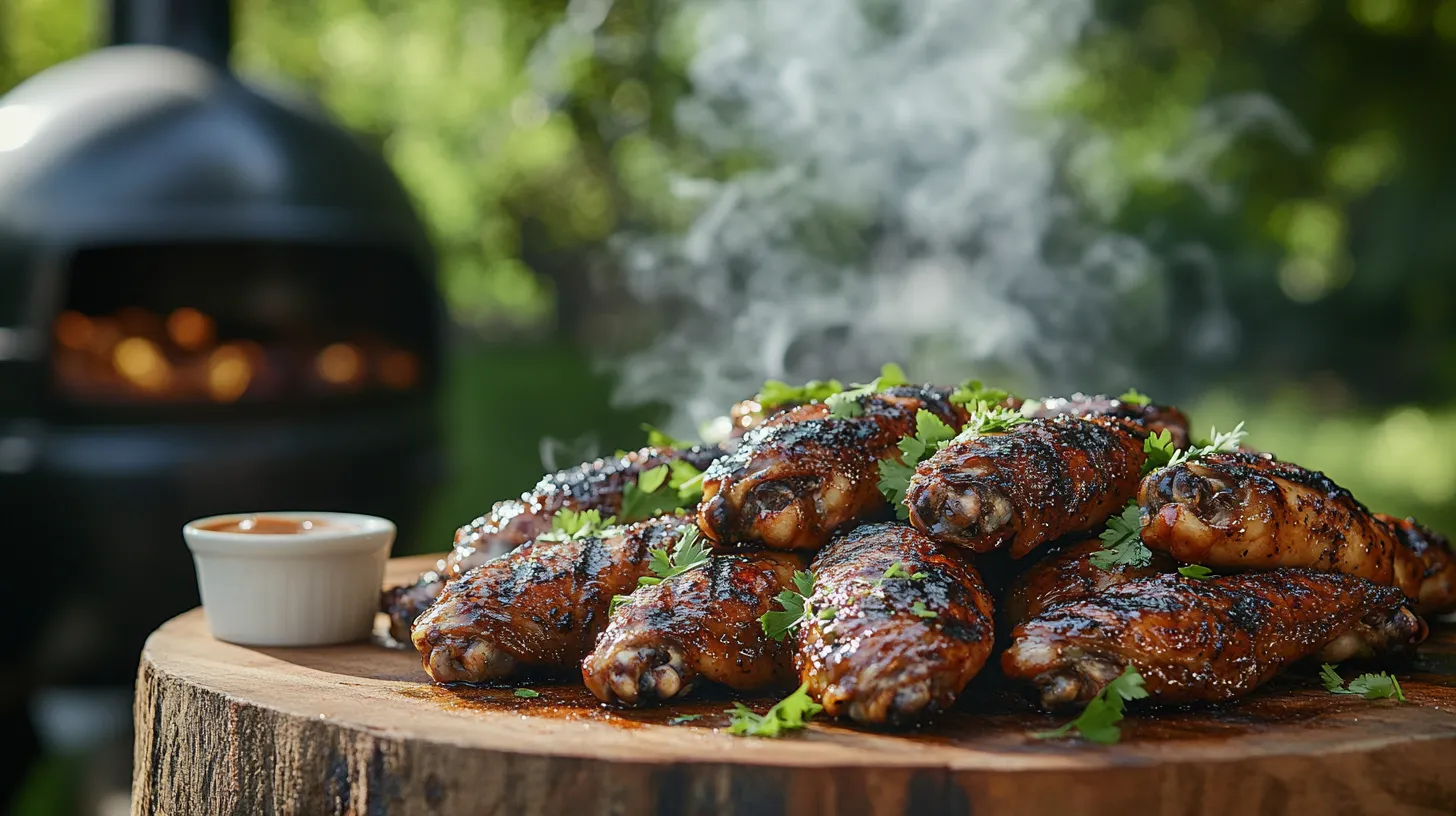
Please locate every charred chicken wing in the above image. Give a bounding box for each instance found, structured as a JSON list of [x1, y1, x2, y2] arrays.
[[412, 516, 691, 684], [797, 523, 996, 726], [1025, 393, 1192, 449], [1383, 514, 1456, 615], [1003, 569, 1425, 709], [582, 551, 806, 706], [906, 416, 1146, 557], [699, 386, 967, 550], [1002, 536, 1177, 631], [383, 445, 719, 640], [1138, 453, 1416, 597]]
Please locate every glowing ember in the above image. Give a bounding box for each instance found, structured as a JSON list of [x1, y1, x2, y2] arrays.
[[207, 345, 252, 402], [113, 337, 171, 392], [316, 343, 363, 385], [167, 307, 215, 351]]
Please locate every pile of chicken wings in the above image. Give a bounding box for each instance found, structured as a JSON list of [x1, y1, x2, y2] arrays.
[[385, 381, 1453, 729]]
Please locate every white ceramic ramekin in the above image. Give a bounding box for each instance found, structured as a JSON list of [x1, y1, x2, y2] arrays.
[[183, 511, 395, 646]]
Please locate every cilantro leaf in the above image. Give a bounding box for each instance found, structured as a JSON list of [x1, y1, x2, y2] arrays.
[[1165, 422, 1248, 471], [950, 379, 1015, 407], [877, 409, 957, 518], [1320, 663, 1407, 701], [640, 526, 710, 586], [760, 570, 821, 641], [879, 562, 927, 584], [643, 424, 695, 450], [1118, 388, 1152, 406], [619, 462, 701, 523], [951, 401, 1029, 443], [668, 460, 705, 503], [1090, 502, 1152, 571], [1177, 564, 1214, 580], [757, 378, 845, 409], [1032, 664, 1147, 744], [537, 508, 617, 543], [876, 458, 918, 520], [1141, 429, 1177, 475], [825, 363, 911, 419], [514, 688, 540, 698], [726, 682, 824, 737], [910, 600, 938, 619]]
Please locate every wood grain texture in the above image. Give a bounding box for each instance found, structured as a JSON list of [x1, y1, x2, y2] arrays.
[[133, 556, 1456, 816]]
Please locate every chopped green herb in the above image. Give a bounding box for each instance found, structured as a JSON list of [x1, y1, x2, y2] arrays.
[[1165, 422, 1248, 470], [760, 570, 825, 641], [757, 378, 845, 409], [514, 688, 540, 698], [950, 379, 1015, 407], [668, 460, 705, 504], [668, 714, 703, 725], [877, 409, 957, 518], [639, 527, 711, 587], [951, 402, 1029, 443], [537, 508, 617, 543], [1118, 388, 1152, 406], [1320, 664, 1407, 701], [825, 363, 910, 419], [1141, 429, 1177, 475], [1177, 564, 1214, 580], [726, 683, 824, 737], [643, 424, 695, 450], [910, 600, 938, 619], [619, 462, 701, 523], [609, 594, 633, 615], [1090, 503, 1152, 571], [879, 562, 928, 584], [1032, 664, 1147, 744]]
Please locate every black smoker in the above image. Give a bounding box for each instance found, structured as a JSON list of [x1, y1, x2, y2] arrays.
[[0, 0, 442, 713]]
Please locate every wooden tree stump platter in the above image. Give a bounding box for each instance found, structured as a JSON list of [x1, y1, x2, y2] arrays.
[[133, 556, 1456, 816]]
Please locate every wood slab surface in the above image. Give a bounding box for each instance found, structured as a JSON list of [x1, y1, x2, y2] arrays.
[[132, 555, 1456, 815]]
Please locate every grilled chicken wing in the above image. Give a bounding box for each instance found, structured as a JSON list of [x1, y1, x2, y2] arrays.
[[1003, 570, 1425, 709], [1384, 514, 1456, 615], [797, 523, 996, 726], [1025, 393, 1192, 449], [1138, 453, 1417, 597], [906, 416, 1146, 557], [699, 385, 968, 550], [582, 551, 806, 706], [1002, 536, 1177, 631], [383, 446, 719, 640], [412, 516, 692, 684]]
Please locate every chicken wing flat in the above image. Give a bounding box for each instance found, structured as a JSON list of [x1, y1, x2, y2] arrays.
[[1383, 514, 1456, 615], [699, 385, 967, 550], [412, 516, 691, 684], [1025, 393, 1191, 449], [1002, 536, 1177, 631], [797, 523, 995, 726], [382, 445, 719, 640], [1002, 570, 1425, 709], [582, 551, 806, 706], [1138, 453, 1417, 597], [906, 416, 1146, 557]]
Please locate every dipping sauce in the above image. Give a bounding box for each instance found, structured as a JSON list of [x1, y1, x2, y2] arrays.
[[200, 516, 333, 535]]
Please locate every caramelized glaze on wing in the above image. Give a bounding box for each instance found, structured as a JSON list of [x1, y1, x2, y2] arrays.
[[797, 523, 995, 726], [382, 446, 719, 640], [1003, 570, 1425, 709], [1138, 453, 1414, 596], [581, 551, 806, 706], [906, 416, 1146, 557], [1002, 536, 1177, 631], [699, 386, 967, 550], [1383, 514, 1456, 615], [411, 516, 691, 683], [1025, 393, 1191, 449]]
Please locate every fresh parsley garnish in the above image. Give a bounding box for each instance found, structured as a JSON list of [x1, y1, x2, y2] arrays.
[[639, 526, 710, 586], [760, 570, 832, 641], [877, 409, 957, 519], [726, 683, 824, 737], [950, 401, 1029, 443], [757, 378, 845, 409], [668, 714, 703, 725], [619, 461, 703, 523], [514, 688, 540, 698], [1177, 564, 1213, 580], [1118, 388, 1152, 406], [537, 508, 617, 543], [879, 562, 928, 584], [669, 460, 705, 504], [1032, 664, 1147, 744], [1090, 502, 1152, 571], [1165, 422, 1248, 470], [1141, 429, 1177, 475], [608, 594, 633, 615], [1320, 664, 1407, 702], [643, 423, 695, 450], [824, 363, 909, 419], [910, 600, 938, 619], [949, 379, 1015, 407]]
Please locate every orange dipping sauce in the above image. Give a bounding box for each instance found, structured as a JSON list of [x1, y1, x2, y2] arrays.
[[199, 516, 334, 535]]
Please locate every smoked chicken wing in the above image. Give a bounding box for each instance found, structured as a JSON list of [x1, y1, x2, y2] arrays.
[[1383, 514, 1456, 615]]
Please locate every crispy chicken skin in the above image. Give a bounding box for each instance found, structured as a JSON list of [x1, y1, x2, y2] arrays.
[[582, 551, 806, 706], [1383, 514, 1456, 615], [1003, 570, 1425, 709], [1025, 393, 1192, 449], [798, 523, 996, 726], [412, 516, 691, 684], [1002, 536, 1177, 631], [382, 446, 719, 641], [1138, 453, 1416, 597], [699, 386, 968, 550], [906, 416, 1146, 557]]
